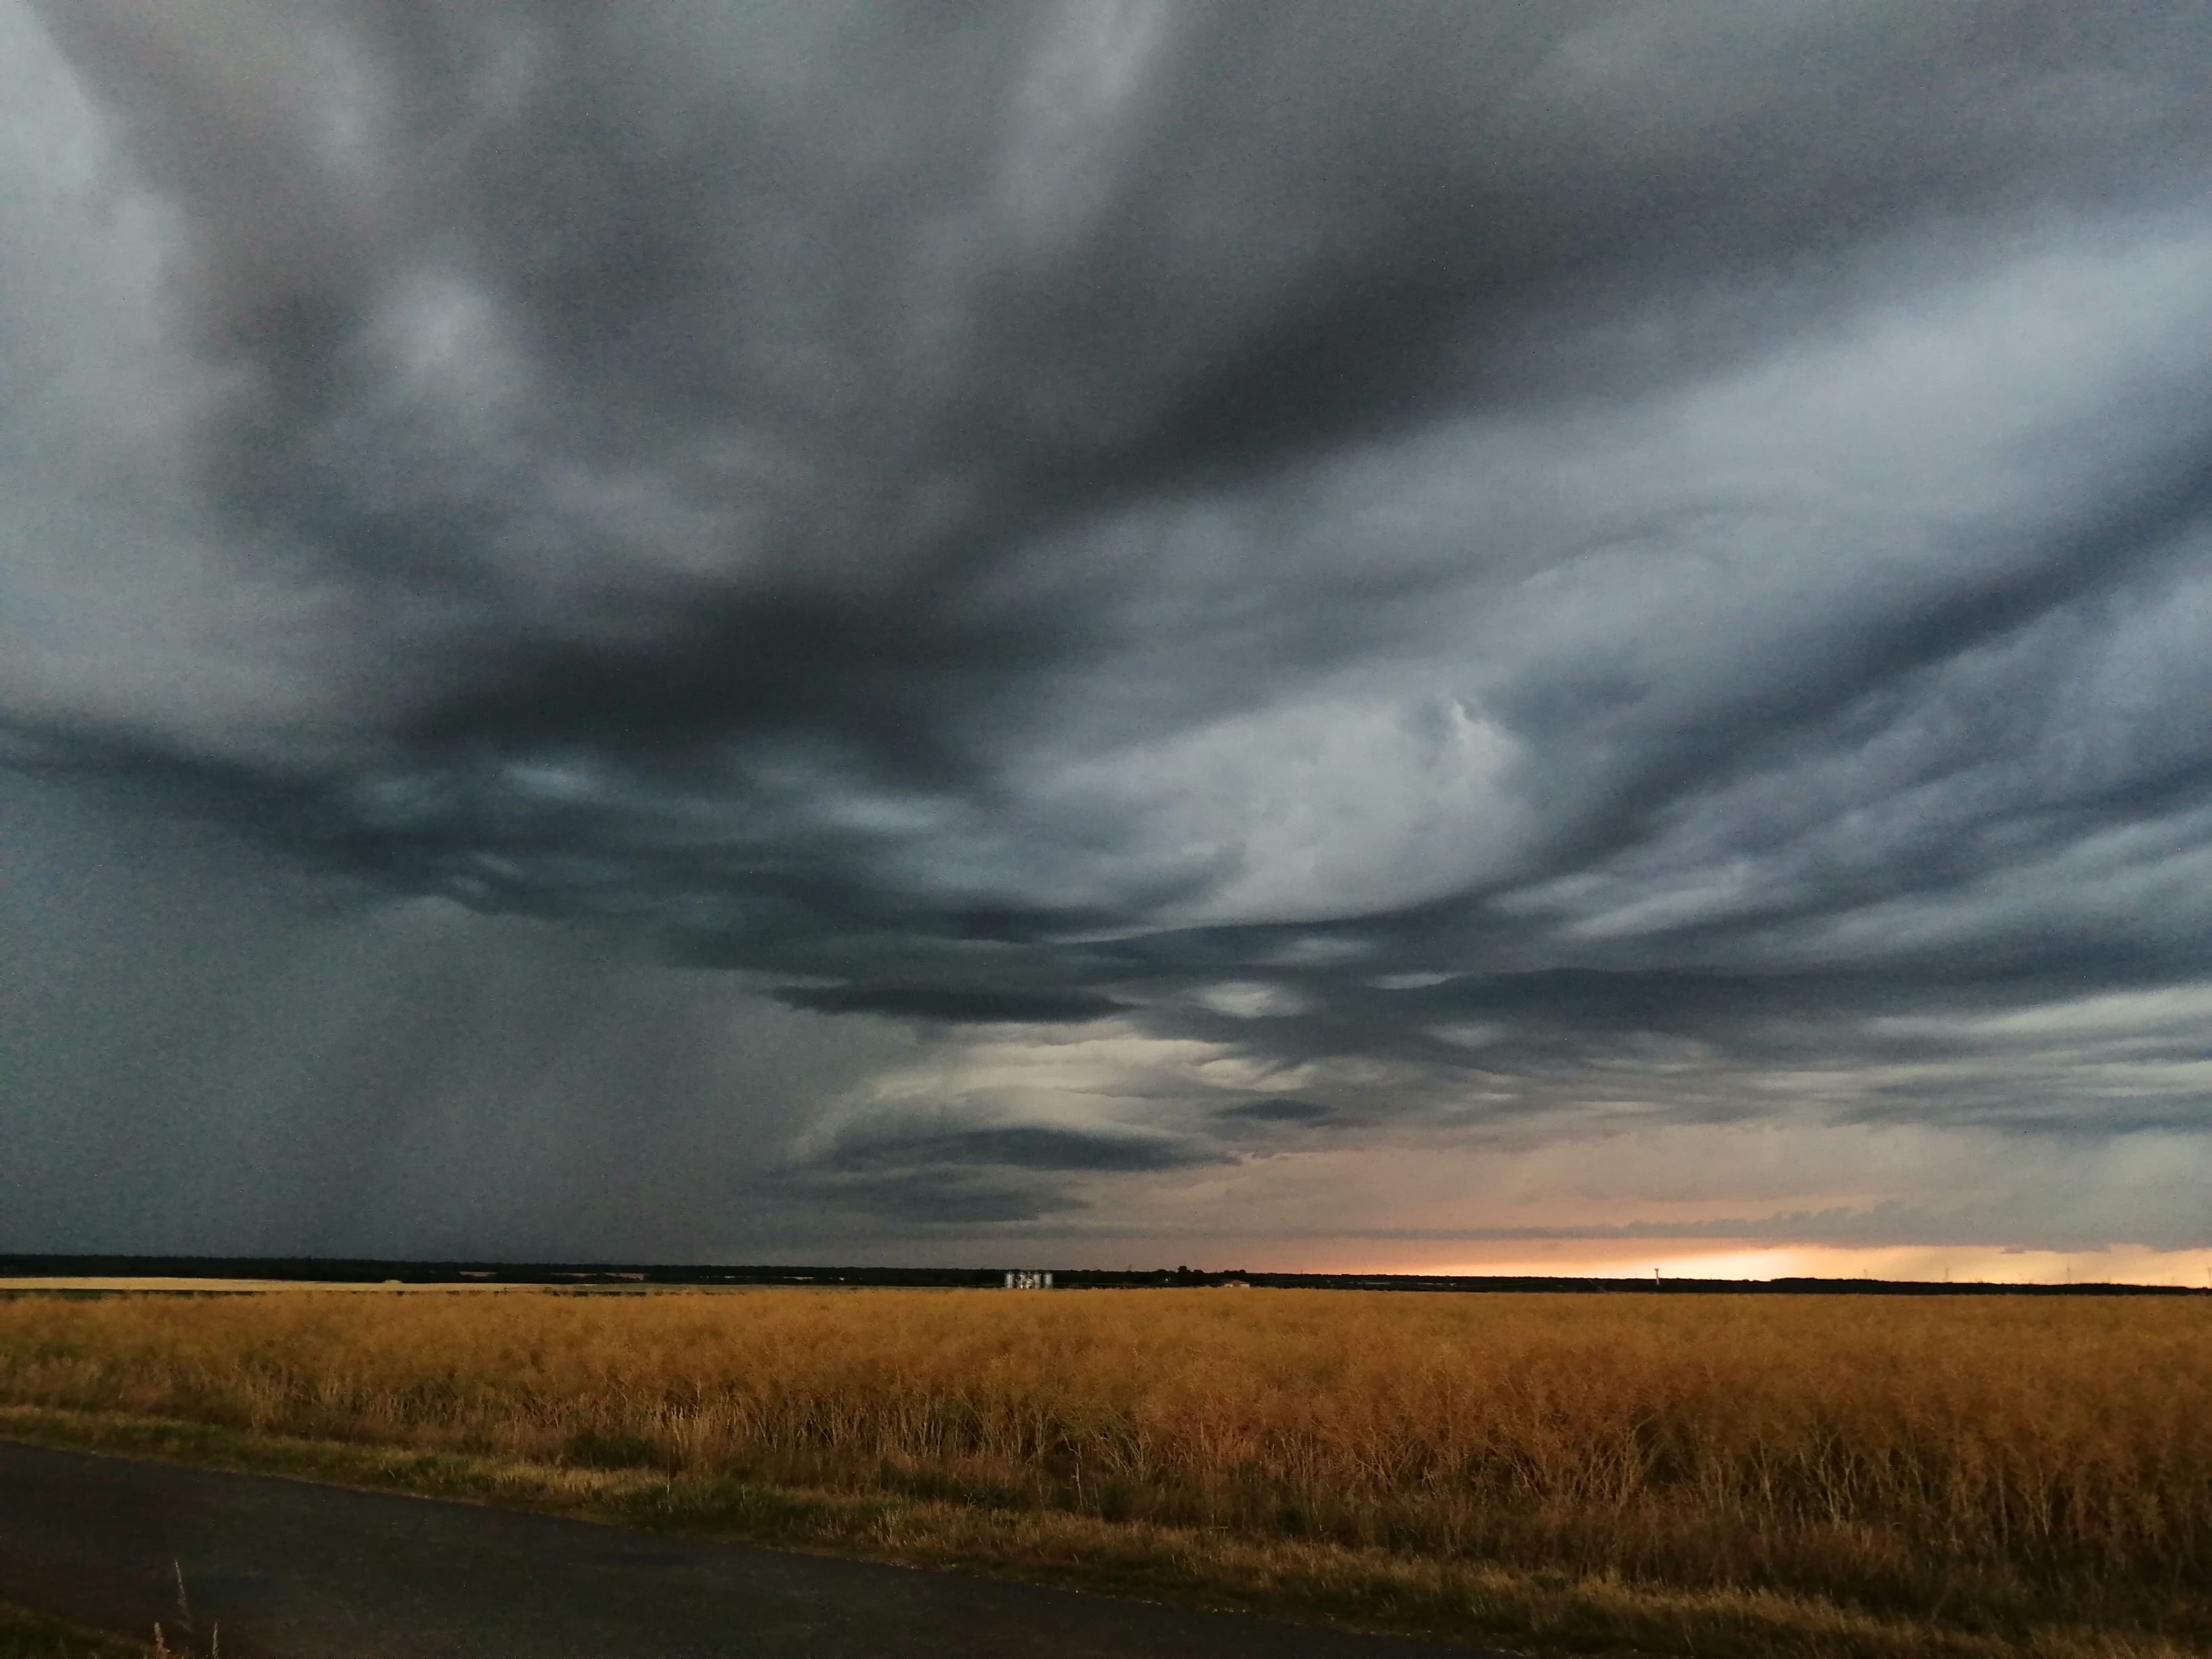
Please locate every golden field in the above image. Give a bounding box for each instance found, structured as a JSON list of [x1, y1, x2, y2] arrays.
[[1, 1288, 2207, 1656]]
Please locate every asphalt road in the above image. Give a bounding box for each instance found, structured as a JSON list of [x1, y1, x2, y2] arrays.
[[0, 1441, 1505, 1658]]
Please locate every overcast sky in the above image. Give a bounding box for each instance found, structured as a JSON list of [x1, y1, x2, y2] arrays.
[[5, 2, 2211, 1278]]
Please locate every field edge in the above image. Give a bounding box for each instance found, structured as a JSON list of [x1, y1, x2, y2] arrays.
[[2, 1404, 2196, 1659], [0, 1600, 150, 1659]]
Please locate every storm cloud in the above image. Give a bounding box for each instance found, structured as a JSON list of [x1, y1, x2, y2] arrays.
[[5, 3, 2212, 1252]]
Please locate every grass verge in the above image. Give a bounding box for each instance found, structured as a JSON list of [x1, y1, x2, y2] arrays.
[[3, 1404, 2200, 1659], [0, 1603, 146, 1659]]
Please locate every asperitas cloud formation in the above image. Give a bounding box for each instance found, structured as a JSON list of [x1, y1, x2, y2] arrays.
[[5, 3, 2211, 1257]]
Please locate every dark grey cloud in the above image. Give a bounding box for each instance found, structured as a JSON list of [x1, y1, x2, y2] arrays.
[[772, 984, 1126, 1026], [826, 1123, 1214, 1175], [6, 0, 2212, 1241], [797, 1118, 1225, 1230], [1214, 1098, 1343, 1127], [0, 771, 928, 1258]]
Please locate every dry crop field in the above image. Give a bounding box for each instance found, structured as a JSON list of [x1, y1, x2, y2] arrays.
[[1, 1288, 2207, 1656]]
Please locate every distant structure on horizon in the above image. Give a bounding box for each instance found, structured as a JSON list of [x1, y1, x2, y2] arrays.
[[1002, 1269, 1053, 1289]]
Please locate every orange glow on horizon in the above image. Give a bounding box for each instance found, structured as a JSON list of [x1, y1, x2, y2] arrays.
[[1381, 1242, 2212, 1287], [1033, 1237, 2212, 1286]]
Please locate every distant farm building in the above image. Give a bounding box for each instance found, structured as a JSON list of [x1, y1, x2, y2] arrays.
[[1002, 1269, 1054, 1289]]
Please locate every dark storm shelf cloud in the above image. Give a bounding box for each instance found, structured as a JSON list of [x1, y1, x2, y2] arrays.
[[7, 0, 2212, 1176], [825, 1124, 1218, 1174], [801, 1120, 1227, 1228], [773, 983, 1127, 1026], [1213, 1098, 1345, 1127]]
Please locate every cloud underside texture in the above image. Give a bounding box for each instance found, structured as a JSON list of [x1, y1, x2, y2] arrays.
[[6, 2, 2212, 1223]]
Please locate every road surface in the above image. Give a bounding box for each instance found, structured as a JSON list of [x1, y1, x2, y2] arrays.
[[0, 1440, 1507, 1658]]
